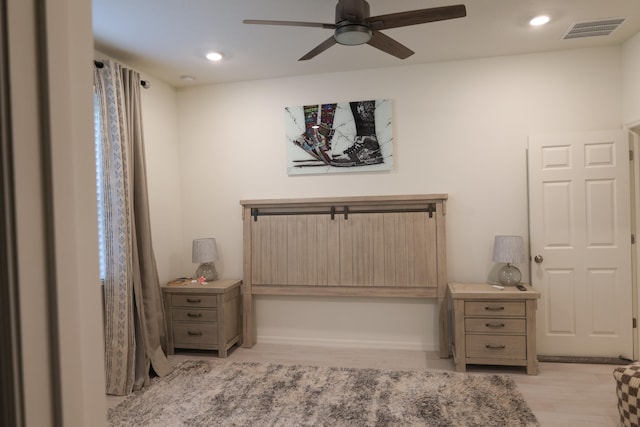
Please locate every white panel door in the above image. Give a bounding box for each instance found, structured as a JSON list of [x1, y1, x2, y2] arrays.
[[528, 130, 633, 358]]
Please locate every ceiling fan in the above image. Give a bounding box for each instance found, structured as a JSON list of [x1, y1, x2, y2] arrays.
[[243, 0, 466, 61]]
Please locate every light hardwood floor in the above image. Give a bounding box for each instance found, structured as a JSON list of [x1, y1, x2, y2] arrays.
[[109, 343, 622, 426]]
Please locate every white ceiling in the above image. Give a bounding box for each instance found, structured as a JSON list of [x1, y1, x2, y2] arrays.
[[92, 0, 640, 88]]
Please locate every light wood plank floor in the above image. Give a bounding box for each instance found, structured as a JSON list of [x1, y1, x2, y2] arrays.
[[109, 343, 622, 426]]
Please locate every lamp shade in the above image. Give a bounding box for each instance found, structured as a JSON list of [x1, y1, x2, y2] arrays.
[[492, 235, 525, 264], [192, 238, 219, 263]]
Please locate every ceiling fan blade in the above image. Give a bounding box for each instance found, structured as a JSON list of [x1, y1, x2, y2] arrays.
[[243, 19, 337, 29], [367, 4, 466, 30], [367, 31, 414, 59], [299, 36, 337, 61]]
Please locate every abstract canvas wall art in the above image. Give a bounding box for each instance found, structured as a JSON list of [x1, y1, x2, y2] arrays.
[[285, 99, 393, 175]]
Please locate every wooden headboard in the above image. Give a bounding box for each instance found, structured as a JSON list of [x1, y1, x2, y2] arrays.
[[240, 194, 449, 357]]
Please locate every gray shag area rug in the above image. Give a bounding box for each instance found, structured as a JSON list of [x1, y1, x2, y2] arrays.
[[108, 360, 539, 426]]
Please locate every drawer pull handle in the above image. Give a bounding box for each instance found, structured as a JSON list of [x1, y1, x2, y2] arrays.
[[485, 323, 505, 328], [485, 344, 506, 350], [484, 306, 505, 311], [186, 298, 202, 303], [187, 331, 203, 336], [187, 313, 202, 318]]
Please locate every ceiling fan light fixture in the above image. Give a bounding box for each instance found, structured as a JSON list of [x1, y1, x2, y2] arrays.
[[334, 24, 372, 46]]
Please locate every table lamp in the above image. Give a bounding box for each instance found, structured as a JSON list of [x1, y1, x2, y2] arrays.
[[492, 235, 525, 286], [192, 238, 219, 282]]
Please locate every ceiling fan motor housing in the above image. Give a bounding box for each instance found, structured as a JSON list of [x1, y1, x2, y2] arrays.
[[335, 0, 370, 25], [334, 0, 372, 45]]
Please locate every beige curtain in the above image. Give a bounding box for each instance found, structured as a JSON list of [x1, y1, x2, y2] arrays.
[[94, 60, 172, 396]]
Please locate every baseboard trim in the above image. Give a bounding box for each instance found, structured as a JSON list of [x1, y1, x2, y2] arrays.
[[538, 355, 633, 365], [257, 335, 436, 352]]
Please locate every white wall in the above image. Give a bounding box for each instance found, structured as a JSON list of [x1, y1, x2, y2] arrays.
[[172, 47, 623, 350], [138, 77, 184, 282], [623, 31, 640, 127]]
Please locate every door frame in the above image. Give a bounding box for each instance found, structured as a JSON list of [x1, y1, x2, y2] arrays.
[[0, 0, 24, 423], [629, 124, 640, 360], [3, 0, 107, 425]]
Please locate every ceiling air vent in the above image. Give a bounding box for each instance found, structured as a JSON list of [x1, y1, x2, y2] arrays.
[[563, 18, 626, 39]]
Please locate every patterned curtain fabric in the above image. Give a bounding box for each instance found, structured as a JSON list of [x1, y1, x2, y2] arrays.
[[94, 60, 172, 396]]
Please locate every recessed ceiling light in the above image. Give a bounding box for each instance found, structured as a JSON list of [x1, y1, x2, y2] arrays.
[[530, 15, 550, 26], [180, 75, 196, 82], [205, 51, 223, 61]]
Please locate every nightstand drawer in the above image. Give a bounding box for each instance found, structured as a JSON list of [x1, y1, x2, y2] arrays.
[[465, 335, 526, 359], [465, 318, 526, 334], [172, 308, 217, 322], [465, 301, 525, 317], [171, 294, 216, 308], [173, 323, 218, 346]]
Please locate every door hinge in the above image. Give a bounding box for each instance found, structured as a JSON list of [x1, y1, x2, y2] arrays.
[[633, 234, 636, 245], [634, 318, 637, 329], [631, 150, 635, 161]]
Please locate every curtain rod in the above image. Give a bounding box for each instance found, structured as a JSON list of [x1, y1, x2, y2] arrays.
[[94, 60, 150, 89]]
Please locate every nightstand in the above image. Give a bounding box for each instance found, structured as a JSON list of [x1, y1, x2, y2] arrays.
[[161, 279, 242, 357], [448, 282, 540, 375]]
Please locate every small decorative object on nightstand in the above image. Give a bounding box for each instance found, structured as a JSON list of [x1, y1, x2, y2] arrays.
[[192, 237, 219, 281], [448, 282, 540, 375], [161, 279, 242, 357], [492, 235, 526, 286]]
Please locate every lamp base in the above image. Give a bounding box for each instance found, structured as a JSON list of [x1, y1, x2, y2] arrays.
[[498, 263, 521, 286], [195, 262, 218, 282]]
